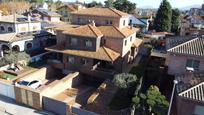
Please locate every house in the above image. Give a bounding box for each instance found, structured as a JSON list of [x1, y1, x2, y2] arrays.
[[70, 7, 130, 28], [28, 8, 61, 22], [128, 14, 150, 33], [46, 7, 142, 78], [57, 4, 86, 22], [148, 31, 174, 40], [165, 36, 204, 75], [0, 13, 56, 57], [175, 72, 204, 115]]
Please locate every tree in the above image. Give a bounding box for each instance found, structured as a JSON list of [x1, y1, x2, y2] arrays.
[[113, 0, 136, 13], [171, 8, 181, 35], [0, 50, 30, 68], [30, 0, 44, 3], [153, 0, 172, 32], [104, 0, 114, 8], [85, 1, 103, 8], [132, 85, 169, 115]]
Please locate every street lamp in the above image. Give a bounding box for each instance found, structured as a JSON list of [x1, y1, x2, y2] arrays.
[[167, 80, 178, 115]]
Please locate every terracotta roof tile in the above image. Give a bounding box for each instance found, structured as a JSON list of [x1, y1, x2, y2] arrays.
[[46, 45, 120, 62], [63, 24, 103, 38], [132, 38, 143, 48], [167, 37, 204, 56], [98, 26, 139, 38], [71, 7, 129, 17]]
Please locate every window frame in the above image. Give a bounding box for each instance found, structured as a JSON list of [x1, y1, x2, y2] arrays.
[[186, 59, 200, 70], [70, 38, 78, 46], [85, 39, 92, 48], [68, 56, 75, 64]]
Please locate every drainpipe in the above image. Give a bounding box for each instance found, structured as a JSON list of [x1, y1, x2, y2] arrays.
[[167, 80, 178, 115]]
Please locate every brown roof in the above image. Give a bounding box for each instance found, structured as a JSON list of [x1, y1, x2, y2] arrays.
[[0, 33, 34, 42], [132, 38, 143, 48], [63, 24, 103, 38], [67, 5, 77, 12], [45, 45, 120, 62], [98, 26, 139, 38], [71, 7, 129, 17]]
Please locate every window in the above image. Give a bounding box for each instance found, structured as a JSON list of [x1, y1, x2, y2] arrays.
[[106, 20, 109, 25], [110, 21, 113, 25], [68, 56, 75, 64], [70, 38, 77, 46], [186, 59, 200, 70], [81, 58, 87, 65], [85, 40, 92, 47], [26, 43, 33, 49], [77, 18, 81, 23], [129, 19, 132, 25], [124, 40, 127, 46], [0, 26, 5, 31], [123, 20, 126, 26], [8, 27, 13, 32], [130, 36, 132, 42]]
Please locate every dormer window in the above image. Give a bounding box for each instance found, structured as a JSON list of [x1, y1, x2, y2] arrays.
[[85, 40, 92, 47]]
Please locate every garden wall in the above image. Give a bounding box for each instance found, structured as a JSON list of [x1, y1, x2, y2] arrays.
[[0, 80, 15, 99]]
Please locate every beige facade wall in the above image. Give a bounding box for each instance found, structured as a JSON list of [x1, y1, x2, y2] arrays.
[[166, 54, 204, 75], [71, 14, 129, 28]]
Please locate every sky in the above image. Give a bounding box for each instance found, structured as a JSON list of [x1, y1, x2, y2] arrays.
[[57, 0, 204, 8]]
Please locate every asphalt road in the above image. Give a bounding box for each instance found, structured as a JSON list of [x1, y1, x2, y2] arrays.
[[0, 95, 54, 115]]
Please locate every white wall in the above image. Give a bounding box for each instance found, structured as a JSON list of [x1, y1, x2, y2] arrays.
[[11, 38, 33, 51], [16, 22, 41, 33], [119, 17, 129, 28], [50, 17, 60, 22], [0, 81, 15, 99], [122, 32, 136, 57]]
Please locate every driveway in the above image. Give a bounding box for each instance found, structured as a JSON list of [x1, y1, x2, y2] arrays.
[[0, 95, 54, 115]]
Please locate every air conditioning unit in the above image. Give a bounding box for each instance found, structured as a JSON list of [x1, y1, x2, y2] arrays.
[[186, 67, 194, 72]]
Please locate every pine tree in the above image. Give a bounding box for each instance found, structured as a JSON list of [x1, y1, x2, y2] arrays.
[[171, 8, 181, 35], [153, 0, 172, 32]]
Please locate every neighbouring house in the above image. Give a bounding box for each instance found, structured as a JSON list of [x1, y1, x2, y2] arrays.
[[0, 13, 56, 57], [148, 31, 174, 40], [128, 14, 150, 33], [70, 7, 130, 28], [175, 71, 204, 115], [165, 36, 204, 75], [27, 8, 61, 22], [46, 7, 142, 78], [57, 4, 86, 22]]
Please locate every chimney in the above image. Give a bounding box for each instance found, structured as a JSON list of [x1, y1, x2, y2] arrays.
[[91, 20, 95, 27]]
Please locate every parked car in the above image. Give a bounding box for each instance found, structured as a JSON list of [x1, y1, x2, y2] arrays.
[[15, 80, 42, 89]]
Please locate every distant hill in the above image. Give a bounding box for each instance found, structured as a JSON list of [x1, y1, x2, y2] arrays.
[[179, 5, 201, 11]]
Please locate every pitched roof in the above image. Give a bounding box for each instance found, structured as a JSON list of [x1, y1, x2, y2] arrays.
[[98, 26, 139, 38], [63, 24, 103, 38], [45, 45, 120, 62], [36, 9, 61, 17], [176, 72, 204, 102], [0, 33, 34, 42], [132, 38, 143, 48], [167, 37, 204, 56], [71, 7, 129, 17]]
